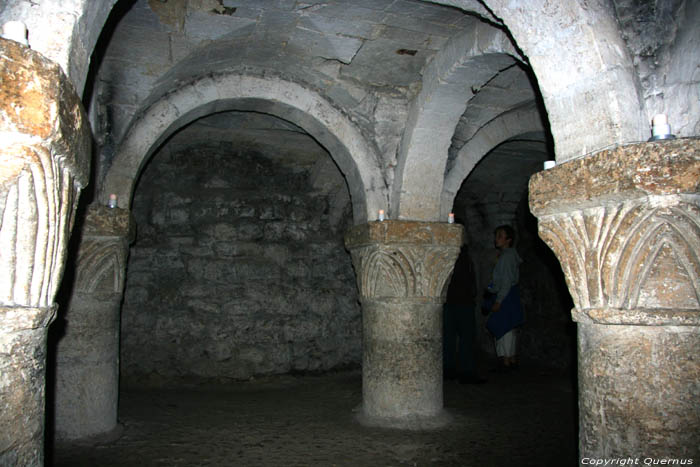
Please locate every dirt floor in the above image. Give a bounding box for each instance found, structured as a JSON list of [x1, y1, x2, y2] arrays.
[[50, 366, 578, 467]]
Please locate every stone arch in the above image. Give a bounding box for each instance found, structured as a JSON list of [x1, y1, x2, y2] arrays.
[[101, 73, 386, 224], [391, 20, 519, 221], [439, 104, 544, 219], [427, 0, 646, 160]]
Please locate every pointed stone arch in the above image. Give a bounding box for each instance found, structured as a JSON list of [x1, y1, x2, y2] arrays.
[[611, 205, 700, 310], [391, 20, 520, 221], [101, 73, 386, 224], [75, 238, 128, 294]]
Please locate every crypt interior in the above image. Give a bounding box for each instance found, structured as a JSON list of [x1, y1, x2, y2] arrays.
[[0, 0, 698, 466]]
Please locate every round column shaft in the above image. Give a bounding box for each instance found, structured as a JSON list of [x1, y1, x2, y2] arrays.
[[0, 307, 55, 466], [345, 220, 462, 428], [54, 205, 133, 440]]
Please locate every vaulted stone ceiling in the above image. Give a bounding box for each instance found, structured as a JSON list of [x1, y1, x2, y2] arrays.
[[88, 0, 549, 209]]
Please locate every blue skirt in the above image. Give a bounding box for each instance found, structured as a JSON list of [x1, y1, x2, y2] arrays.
[[485, 285, 524, 339]]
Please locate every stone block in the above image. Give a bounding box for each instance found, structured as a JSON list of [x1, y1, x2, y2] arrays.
[[375, 24, 447, 50], [381, 11, 461, 36], [263, 221, 287, 241], [345, 220, 463, 247], [326, 84, 362, 113], [184, 10, 256, 42], [288, 26, 363, 64], [299, 3, 382, 22], [530, 138, 700, 215], [297, 13, 374, 38], [340, 38, 424, 86], [224, 0, 296, 11], [105, 23, 171, 67], [284, 223, 309, 242]]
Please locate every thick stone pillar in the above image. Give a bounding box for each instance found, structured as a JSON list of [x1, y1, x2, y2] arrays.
[[345, 220, 462, 428], [0, 38, 90, 465], [54, 205, 133, 440], [529, 139, 700, 459]]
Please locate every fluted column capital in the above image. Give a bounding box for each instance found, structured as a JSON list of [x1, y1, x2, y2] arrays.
[[529, 138, 700, 325], [0, 37, 91, 309], [344, 220, 463, 303]]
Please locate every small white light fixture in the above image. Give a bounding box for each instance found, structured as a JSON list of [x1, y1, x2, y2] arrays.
[[448, 213, 454, 224], [378, 209, 385, 221], [108, 193, 118, 208], [649, 114, 675, 141], [2, 21, 29, 47], [544, 160, 556, 170]]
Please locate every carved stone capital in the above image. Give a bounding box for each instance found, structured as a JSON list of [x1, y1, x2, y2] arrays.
[[74, 205, 134, 294], [529, 139, 700, 323], [344, 221, 463, 303], [0, 38, 91, 308]]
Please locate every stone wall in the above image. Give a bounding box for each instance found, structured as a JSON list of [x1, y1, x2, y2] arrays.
[[120, 122, 361, 383]]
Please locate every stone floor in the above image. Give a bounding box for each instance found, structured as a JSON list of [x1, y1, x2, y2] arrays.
[[50, 366, 578, 466]]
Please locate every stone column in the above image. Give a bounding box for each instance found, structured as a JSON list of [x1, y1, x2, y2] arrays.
[[529, 139, 700, 459], [54, 205, 133, 440], [345, 220, 462, 428], [0, 38, 90, 465]]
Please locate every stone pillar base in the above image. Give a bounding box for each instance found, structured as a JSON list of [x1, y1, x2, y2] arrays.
[[355, 407, 454, 430], [0, 306, 56, 466], [345, 220, 462, 429]]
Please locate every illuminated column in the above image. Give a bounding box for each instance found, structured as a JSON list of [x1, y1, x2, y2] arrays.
[[345, 220, 462, 428], [529, 139, 700, 459], [0, 37, 90, 465]]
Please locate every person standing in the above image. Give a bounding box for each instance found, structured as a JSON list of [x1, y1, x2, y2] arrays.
[[484, 225, 524, 371]]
